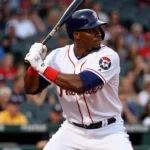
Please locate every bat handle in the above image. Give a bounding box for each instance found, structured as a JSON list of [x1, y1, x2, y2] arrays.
[[42, 34, 52, 45], [24, 30, 53, 68]]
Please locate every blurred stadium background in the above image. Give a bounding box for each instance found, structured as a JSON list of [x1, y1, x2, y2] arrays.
[[0, 0, 150, 150]]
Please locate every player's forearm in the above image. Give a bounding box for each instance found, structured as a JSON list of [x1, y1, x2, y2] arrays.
[[54, 73, 84, 94], [24, 73, 39, 94]]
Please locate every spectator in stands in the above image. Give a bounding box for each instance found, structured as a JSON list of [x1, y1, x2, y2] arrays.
[[8, 0, 20, 10], [106, 11, 127, 48], [78, 0, 93, 9], [15, 63, 26, 77], [119, 89, 138, 124], [91, 1, 109, 23], [45, 103, 63, 124], [26, 84, 58, 108], [12, 75, 27, 102], [125, 70, 140, 93], [36, 104, 63, 150], [0, 95, 28, 125], [28, 8, 46, 33], [57, 0, 72, 13], [143, 62, 150, 83], [57, 33, 69, 48], [0, 0, 10, 24], [5, 8, 37, 40], [26, 88, 48, 106], [0, 53, 16, 80], [114, 34, 128, 61], [0, 75, 5, 88], [138, 0, 150, 8], [138, 81, 150, 107], [38, 0, 55, 19], [0, 86, 11, 111], [20, 0, 33, 10], [125, 23, 145, 49], [131, 55, 149, 91], [16, 8, 37, 39], [0, 44, 4, 61], [120, 77, 140, 105], [127, 42, 139, 61], [4, 25, 21, 45], [140, 100, 150, 126], [0, 10, 6, 30], [108, 10, 126, 33], [1, 36, 11, 53], [139, 32, 150, 61], [46, 8, 61, 32]]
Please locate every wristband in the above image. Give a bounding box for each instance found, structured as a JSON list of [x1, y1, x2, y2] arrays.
[[28, 67, 38, 76], [43, 66, 59, 82]]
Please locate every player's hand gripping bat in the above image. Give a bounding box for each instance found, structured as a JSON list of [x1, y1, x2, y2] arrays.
[[24, 0, 84, 67]]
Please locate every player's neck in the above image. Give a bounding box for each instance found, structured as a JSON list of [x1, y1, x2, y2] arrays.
[[74, 45, 91, 57]]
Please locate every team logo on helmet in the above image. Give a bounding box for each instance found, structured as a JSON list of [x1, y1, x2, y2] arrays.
[[93, 12, 98, 20], [99, 57, 111, 70]]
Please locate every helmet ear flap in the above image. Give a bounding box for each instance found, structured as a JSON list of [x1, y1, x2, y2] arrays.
[[99, 27, 105, 40], [66, 27, 73, 39]]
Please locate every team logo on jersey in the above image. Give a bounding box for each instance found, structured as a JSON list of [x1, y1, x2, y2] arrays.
[[99, 57, 111, 70]]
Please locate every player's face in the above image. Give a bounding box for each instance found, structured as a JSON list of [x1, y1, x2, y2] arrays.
[[76, 26, 102, 50]]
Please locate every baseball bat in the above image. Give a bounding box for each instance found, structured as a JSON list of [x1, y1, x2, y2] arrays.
[[25, 0, 84, 67]]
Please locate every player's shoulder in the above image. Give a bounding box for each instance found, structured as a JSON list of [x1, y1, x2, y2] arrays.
[[99, 44, 118, 55], [97, 44, 119, 59], [48, 45, 71, 57], [45, 44, 71, 59], [51, 45, 71, 53]]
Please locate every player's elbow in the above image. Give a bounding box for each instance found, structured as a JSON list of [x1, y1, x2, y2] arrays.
[[24, 87, 34, 94], [24, 85, 38, 95]]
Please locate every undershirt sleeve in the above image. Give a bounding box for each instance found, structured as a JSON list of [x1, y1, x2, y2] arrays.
[[33, 74, 50, 94], [78, 70, 104, 92]]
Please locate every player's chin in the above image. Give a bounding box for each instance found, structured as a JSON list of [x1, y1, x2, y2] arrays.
[[93, 43, 101, 49]]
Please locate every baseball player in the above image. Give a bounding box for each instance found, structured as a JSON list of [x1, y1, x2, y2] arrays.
[[24, 9, 133, 150]]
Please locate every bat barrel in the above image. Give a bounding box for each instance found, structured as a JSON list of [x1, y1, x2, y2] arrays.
[[24, 0, 84, 68]]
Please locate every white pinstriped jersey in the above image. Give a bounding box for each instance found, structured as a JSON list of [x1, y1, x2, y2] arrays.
[[44, 44, 122, 125]]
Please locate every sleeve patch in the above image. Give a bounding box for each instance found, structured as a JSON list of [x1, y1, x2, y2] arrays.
[[99, 56, 111, 70]]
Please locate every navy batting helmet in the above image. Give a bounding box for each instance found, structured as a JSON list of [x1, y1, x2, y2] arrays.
[[65, 9, 107, 40]]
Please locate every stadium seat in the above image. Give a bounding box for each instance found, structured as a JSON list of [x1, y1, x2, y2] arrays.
[[34, 102, 51, 123], [0, 30, 5, 41], [121, 0, 138, 5], [103, 0, 122, 13], [135, 105, 145, 117], [142, 134, 150, 145], [119, 5, 138, 21], [20, 102, 38, 124], [11, 42, 28, 58], [120, 60, 132, 77], [45, 36, 58, 50], [133, 7, 150, 29], [134, 145, 150, 150]]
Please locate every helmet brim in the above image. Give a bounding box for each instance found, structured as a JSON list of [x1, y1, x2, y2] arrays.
[[79, 20, 107, 30]]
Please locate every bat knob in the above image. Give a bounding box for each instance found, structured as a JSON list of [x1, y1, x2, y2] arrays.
[[24, 60, 31, 69]]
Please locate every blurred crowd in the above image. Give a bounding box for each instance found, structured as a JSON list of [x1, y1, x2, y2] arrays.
[[0, 0, 150, 130]]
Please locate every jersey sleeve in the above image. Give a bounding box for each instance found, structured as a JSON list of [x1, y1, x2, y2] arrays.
[[85, 51, 120, 84]]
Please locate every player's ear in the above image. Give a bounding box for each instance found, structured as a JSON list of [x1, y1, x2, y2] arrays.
[[73, 31, 80, 40]]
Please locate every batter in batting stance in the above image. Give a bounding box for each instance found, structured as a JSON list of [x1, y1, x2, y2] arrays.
[[24, 9, 133, 150]]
